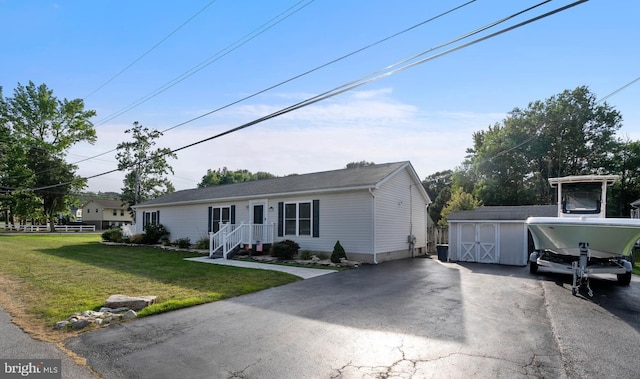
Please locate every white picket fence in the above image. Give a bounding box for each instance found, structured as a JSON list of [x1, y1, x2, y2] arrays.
[[0, 224, 96, 232]]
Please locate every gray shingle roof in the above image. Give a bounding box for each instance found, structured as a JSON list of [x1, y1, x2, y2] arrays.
[[136, 161, 410, 207], [448, 205, 557, 221]]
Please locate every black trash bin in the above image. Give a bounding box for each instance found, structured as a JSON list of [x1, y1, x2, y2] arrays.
[[436, 244, 449, 261]]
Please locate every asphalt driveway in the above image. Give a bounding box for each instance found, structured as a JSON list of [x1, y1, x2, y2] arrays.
[[65, 257, 640, 378]]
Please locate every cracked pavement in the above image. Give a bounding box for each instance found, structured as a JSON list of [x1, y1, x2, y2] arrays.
[[65, 257, 640, 378]]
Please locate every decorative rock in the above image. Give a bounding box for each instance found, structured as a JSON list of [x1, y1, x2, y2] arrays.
[[121, 310, 137, 319], [54, 321, 69, 329], [72, 320, 91, 330], [105, 294, 157, 311]]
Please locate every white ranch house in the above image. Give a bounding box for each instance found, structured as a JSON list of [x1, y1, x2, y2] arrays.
[[132, 161, 432, 264]]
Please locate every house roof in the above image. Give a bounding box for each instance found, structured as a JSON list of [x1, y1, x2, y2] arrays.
[[136, 161, 427, 208], [84, 199, 127, 209], [448, 205, 557, 221]]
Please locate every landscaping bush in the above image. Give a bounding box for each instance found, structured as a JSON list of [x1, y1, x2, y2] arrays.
[[270, 239, 300, 260], [331, 240, 347, 263], [129, 234, 145, 244], [195, 237, 209, 250], [143, 224, 169, 245], [101, 228, 123, 243], [299, 250, 313, 260], [173, 237, 192, 249]]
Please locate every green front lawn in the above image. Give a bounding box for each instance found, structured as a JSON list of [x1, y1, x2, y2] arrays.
[[633, 247, 640, 276], [0, 234, 299, 338]]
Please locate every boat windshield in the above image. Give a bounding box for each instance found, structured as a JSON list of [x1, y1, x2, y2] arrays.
[[562, 183, 601, 214]]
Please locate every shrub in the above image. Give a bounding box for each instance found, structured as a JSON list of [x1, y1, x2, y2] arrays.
[[101, 228, 123, 242], [174, 237, 192, 249], [270, 239, 300, 260], [143, 224, 169, 245], [129, 234, 145, 244], [315, 253, 329, 260], [299, 250, 313, 260], [331, 240, 347, 263], [194, 237, 209, 250]]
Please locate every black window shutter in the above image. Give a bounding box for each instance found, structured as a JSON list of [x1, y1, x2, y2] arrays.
[[230, 205, 236, 225], [157, 210, 160, 224], [277, 202, 284, 237], [313, 200, 320, 237], [208, 207, 212, 233], [142, 211, 146, 229]]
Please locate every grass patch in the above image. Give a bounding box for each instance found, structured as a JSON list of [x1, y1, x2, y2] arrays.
[[0, 234, 299, 340], [633, 247, 640, 276]]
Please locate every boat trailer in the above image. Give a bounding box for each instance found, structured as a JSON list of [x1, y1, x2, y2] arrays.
[[530, 243, 633, 297]]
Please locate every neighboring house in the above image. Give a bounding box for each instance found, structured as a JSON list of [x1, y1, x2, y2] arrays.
[[631, 199, 640, 218], [133, 161, 432, 264], [82, 199, 133, 230], [447, 205, 556, 266]]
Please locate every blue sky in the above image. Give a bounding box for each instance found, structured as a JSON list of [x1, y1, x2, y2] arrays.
[[2, 0, 639, 193]]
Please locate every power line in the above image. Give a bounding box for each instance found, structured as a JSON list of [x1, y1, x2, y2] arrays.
[[23, 0, 587, 193], [93, 0, 315, 126], [83, 0, 220, 100], [67, 0, 478, 167], [483, 70, 639, 164]]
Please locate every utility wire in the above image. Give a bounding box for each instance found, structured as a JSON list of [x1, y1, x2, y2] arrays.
[[24, 0, 588, 192], [94, 0, 314, 126], [67, 0, 477, 167], [83, 0, 220, 100], [483, 69, 638, 164]]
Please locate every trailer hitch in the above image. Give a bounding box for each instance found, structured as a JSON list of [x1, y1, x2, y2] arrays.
[[572, 242, 593, 297]]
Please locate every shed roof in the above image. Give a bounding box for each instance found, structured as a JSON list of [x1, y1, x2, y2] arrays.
[[136, 161, 426, 208], [448, 205, 557, 221]]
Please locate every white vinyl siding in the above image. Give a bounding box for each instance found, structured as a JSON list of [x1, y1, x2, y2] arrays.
[[374, 168, 426, 254], [274, 191, 372, 255]]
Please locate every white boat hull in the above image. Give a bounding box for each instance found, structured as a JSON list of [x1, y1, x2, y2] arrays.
[[526, 217, 640, 259]]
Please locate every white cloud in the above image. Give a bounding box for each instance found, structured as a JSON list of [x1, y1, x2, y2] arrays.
[[72, 88, 504, 192]]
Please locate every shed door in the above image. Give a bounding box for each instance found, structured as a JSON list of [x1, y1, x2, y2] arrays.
[[459, 224, 477, 261], [457, 223, 498, 263], [477, 223, 497, 263]]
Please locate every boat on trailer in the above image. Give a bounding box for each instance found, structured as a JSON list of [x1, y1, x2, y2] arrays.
[[526, 175, 639, 296]]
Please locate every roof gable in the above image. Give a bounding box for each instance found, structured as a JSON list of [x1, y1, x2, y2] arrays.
[[136, 161, 415, 207]]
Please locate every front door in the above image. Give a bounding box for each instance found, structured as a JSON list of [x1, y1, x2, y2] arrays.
[[251, 201, 268, 251]]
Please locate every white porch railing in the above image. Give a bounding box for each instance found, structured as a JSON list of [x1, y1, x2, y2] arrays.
[[209, 223, 275, 259]]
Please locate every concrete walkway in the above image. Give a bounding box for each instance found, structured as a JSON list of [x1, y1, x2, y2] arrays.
[[185, 256, 338, 279]]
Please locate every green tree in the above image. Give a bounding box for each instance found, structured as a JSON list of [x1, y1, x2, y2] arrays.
[[607, 139, 640, 217], [422, 170, 453, 224], [346, 161, 375, 169], [1, 82, 96, 230], [438, 187, 481, 227], [198, 168, 276, 188], [465, 86, 621, 206], [116, 122, 176, 216]]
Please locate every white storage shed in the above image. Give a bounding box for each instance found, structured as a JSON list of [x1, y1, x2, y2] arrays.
[[447, 205, 556, 266]]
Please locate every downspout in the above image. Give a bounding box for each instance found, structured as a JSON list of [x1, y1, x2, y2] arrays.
[[409, 184, 414, 257], [369, 188, 377, 264]]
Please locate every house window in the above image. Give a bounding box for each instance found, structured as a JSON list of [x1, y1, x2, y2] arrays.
[[113, 210, 117, 216], [284, 202, 311, 236], [95, 208, 98, 213], [120, 210, 124, 216], [211, 206, 231, 233], [87, 209, 90, 213], [143, 210, 160, 230]]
